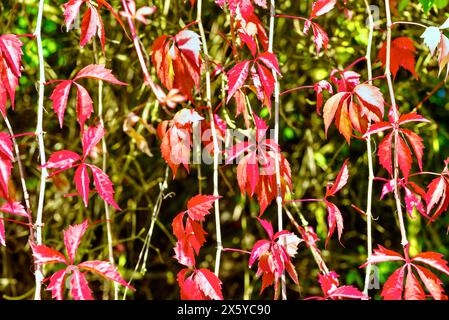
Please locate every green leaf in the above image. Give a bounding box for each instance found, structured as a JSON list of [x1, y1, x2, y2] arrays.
[[419, 0, 435, 12]]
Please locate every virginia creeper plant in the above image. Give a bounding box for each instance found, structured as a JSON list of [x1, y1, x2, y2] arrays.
[[0, 0, 449, 300]]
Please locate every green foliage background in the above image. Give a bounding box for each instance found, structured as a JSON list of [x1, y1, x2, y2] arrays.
[[0, 0, 449, 299]]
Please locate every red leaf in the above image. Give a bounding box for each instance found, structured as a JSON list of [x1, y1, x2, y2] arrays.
[[74, 64, 127, 85], [397, 135, 413, 179], [226, 60, 251, 103], [378, 37, 417, 79], [63, 0, 84, 31], [177, 269, 204, 300], [404, 186, 426, 218], [249, 240, 270, 267], [362, 245, 405, 265], [78, 260, 135, 290], [323, 92, 349, 137], [328, 285, 367, 300], [353, 84, 385, 121], [88, 164, 120, 210], [310, 0, 337, 18], [257, 217, 274, 240], [404, 270, 426, 300], [80, 6, 99, 48], [413, 265, 446, 300], [378, 132, 393, 176], [82, 123, 104, 159], [70, 268, 93, 300], [46, 269, 67, 300], [0, 34, 24, 78], [412, 251, 449, 276], [63, 220, 88, 264], [0, 201, 29, 217], [0, 132, 13, 161], [425, 176, 449, 218], [304, 21, 329, 54], [365, 121, 392, 136], [257, 52, 281, 75], [173, 30, 201, 68], [325, 201, 344, 246], [186, 194, 221, 222], [327, 159, 349, 196], [44, 150, 81, 170], [381, 266, 405, 300], [30, 242, 67, 265], [174, 240, 196, 267], [0, 219, 4, 246], [398, 112, 431, 125], [0, 155, 13, 198], [314, 80, 333, 114], [75, 164, 90, 207], [401, 129, 425, 171], [195, 268, 224, 300], [50, 80, 73, 128], [74, 83, 94, 129]]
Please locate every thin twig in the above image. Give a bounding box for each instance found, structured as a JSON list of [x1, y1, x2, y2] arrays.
[[363, 0, 374, 295], [197, 0, 222, 277], [120, 0, 165, 102], [33, 0, 48, 300], [93, 39, 118, 300], [2, 116, 34, 239], [269, 0, 286, 300], [122, 167, 170, 299], [385, 0, 409, 247]]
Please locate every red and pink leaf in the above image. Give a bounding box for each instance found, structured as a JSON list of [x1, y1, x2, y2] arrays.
[[70, 268, 93, 300], [88, 164, 120, 210], [186, 194, 221, 222], [63, 220, 88, 264], [30, 242, 67, 265]]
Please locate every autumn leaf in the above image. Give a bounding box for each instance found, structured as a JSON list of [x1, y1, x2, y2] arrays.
[[378, 37, 418, 79]]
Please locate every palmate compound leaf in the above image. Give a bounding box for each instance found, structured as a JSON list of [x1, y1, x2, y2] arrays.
[[378, 37, 418, 79], [361, 245, 449, 300], [172, 194, 219, 267], [226, 52, 281, 111], [365, 112, 430, 179], [31, 220, 134, 300], [49, 65, 126, 128], [323, 82, 385, 143], [249, 218, 301, 298], [151, 29, 202, 100], [158, 109, 204, 177], [63, 0, 125, 50]]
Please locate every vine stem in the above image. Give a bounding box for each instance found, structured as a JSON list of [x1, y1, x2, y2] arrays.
[[120, 0, 165, 102], [2, 116, 33, 232], [92, 40, 118, 299], [385, 0, 409, 247], [284, 206, 329, 275], [33, 0, 47, 300], [196, 0, 222, 277], [392, 21, 427, 28], [269, 0, 286, 300], [363, 0, 374, 295], [122, 167, 170, 299]]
